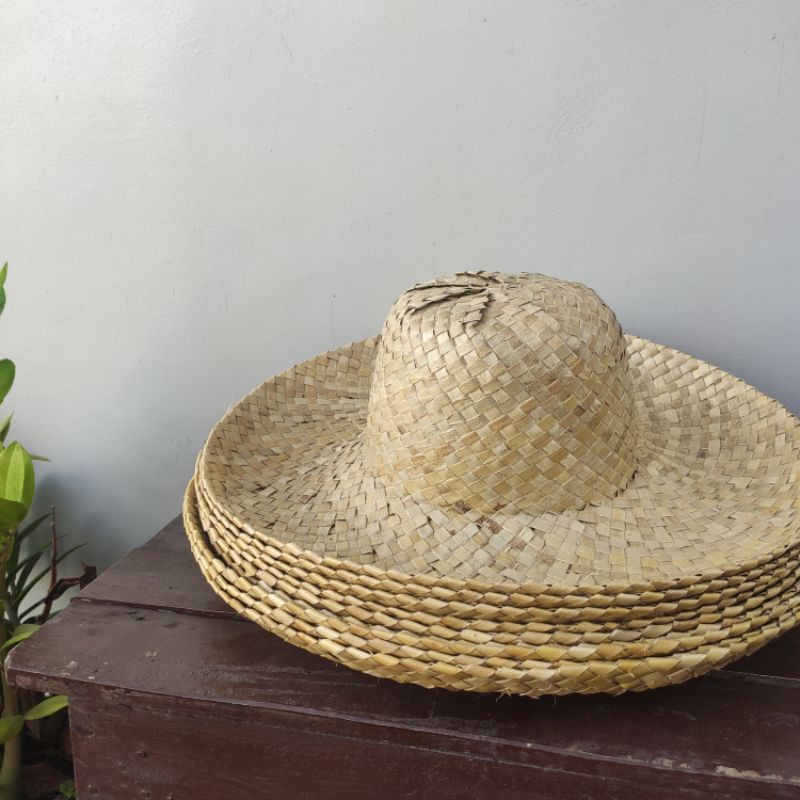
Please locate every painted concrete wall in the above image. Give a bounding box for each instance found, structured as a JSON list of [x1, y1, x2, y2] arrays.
[[1, 0, 799, 568]]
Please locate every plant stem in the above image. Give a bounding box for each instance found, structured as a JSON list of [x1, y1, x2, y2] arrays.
[[37, 508, 59, 625], [0, 592, 17, 634], [0, 670, 20, 800], [0, 536, 21, 800]]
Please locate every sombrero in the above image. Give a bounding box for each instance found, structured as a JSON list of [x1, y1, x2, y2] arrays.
[[185, 272, 800, 696]]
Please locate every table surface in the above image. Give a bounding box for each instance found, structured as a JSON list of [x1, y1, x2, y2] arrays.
[[7, 516, 800, 799]]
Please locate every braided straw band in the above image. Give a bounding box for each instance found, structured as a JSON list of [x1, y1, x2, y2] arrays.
[[201, 498, 800, 662], [196, 469, 800, 623], [196, 477, 800, 640], [185, 483, 799, 697], [195, 475, 800, 658]]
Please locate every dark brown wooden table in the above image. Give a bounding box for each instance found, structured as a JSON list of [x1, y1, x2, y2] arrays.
[[7, 517, 800, 799]]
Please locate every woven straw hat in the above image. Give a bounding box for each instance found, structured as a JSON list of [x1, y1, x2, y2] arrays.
[[186, 272, 800, 696]]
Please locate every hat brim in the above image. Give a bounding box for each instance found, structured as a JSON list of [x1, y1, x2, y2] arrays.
[[185, 481, 800, 696], [195, 473, 800, 630], [200, 334, 800, 590], [195, 477, 800, 653]]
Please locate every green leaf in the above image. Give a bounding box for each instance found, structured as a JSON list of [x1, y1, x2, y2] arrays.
[[0, 264, 8, 317], [11, 548, 54, 605], [0, 412, 13, 444], [1, 623, 40, 650], [0, 497, 28, 529], [7, 511, 53, 576], [8, 538, 60, 584], [0, 715, 24, 744], [15, 513, 51, 543], [14, 543, 86, 607], [0, 442, 34, 509], [11, 623, 39, 638], [0, 359, 14, 405], [29, 453, 50, 463], [24, 694, 69, 720], [59, 780, 76, 800]]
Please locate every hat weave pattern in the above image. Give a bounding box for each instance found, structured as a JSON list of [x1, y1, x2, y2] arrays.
[[365, 273, 638, 514]]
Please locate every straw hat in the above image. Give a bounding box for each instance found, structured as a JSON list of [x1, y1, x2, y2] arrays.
[[186, 272, 800, 696]]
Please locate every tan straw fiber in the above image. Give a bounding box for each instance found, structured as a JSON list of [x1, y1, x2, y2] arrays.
[[195, 471, 800, 624], [186, 272, 800, 696], [185, 483, 800, 696], [193, 472, 800, 654], [199, 525, 800, 661], [197, 493, 800, 664]]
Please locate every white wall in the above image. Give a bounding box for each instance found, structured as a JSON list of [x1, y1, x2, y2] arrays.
[[1, 0, 799, 569]]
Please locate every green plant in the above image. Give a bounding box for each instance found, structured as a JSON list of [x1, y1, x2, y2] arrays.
[[0, 265, 69, 800], [6, 508, 89, 631], [57, 780, 75, 800]]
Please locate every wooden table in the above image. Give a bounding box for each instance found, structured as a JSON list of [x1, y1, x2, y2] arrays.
[[7, 517, 800, 799]]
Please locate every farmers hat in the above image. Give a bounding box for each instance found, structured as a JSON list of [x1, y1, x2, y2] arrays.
[[185, 272, 800, 696]]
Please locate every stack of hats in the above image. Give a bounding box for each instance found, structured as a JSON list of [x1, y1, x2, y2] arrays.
[[185, 272, 800, 697]]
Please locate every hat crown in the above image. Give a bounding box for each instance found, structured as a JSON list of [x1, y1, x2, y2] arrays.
[[365, 272, 638, 514]]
